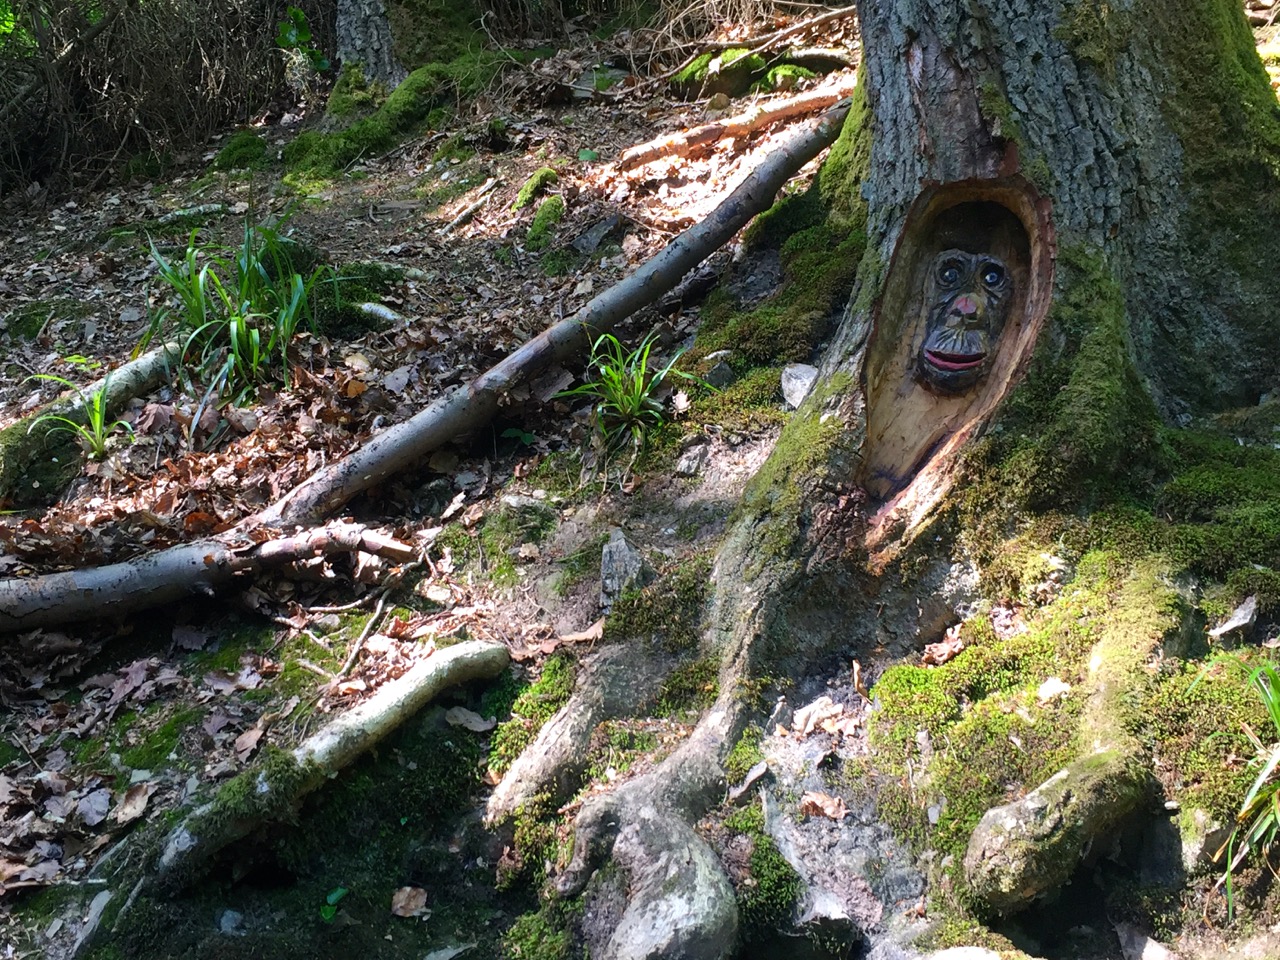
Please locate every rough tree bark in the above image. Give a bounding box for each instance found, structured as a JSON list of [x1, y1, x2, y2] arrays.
[[334, 0, 406, 87], [535, 0, 1280, 956]]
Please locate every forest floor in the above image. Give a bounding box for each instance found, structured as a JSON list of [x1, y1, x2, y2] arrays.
[[3, 8, 1280, 960], [0, 12, 862, 960]]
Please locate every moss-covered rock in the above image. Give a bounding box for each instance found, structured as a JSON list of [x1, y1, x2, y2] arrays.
[[672, 48, 769, 98], [525, 195, 565, 252], [211, 130, 269, 171], [513, 166, 559, 211]]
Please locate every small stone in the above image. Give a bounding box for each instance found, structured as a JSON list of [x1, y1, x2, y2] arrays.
[[217, 909, 245, 936], [703, 350, 733, 363], [600, 529, 653, 611], [703, 360, 736, 389], [781, 363, 819, 409], [675, 442, 710, 477]]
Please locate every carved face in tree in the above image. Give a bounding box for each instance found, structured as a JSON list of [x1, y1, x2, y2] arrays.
[[915, 249, 1012, 393]]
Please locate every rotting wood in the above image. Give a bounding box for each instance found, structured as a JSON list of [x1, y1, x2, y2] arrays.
[[148, 639, 508, 891], [615, 74, 856, 171], [0, 100, 850, 634]]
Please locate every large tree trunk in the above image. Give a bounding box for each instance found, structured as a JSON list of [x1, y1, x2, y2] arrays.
[[334, 0, 406, 87], [539, 0, 1280, 955]]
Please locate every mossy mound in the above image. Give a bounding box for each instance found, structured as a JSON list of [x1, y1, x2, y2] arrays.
[[526, 195, 565, 251], [513, 166, 559, 211], [325, 64, 388, 119], [672, 48, 769, 98], [285, 53, 505, 176], [211, 130, 269, 171]]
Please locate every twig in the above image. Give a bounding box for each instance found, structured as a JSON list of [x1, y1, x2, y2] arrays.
[[438, 177, 500, 235], [337, 589, 392, 679]]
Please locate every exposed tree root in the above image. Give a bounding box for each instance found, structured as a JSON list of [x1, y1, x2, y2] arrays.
[[486, 645, 671, 823], [153, 639, 509, 892], [557, 697, 744, 960]]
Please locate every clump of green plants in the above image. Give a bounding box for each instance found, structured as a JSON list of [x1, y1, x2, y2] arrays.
[[26, 372, 133, 461], [558, 331, 711, 477], [143, 214, 330, 403], [1210, 658, 1280, 918]]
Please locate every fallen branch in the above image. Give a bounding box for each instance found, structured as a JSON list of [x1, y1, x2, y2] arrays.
[[0, 521, 413, 632], [438, 177, 500, 235], [152, 639, 509, 890], [615, 74, 856, 171], [257, 99, 851, 527], [0, 101, 851, 633]]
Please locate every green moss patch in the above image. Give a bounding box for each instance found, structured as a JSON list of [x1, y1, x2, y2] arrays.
[[526, 195, 565, 252], [656, 656, 720, 718], [513, 166, 559, 211], [285, 54, 505, 176], [325, 64, 387, 119], [869, 557, 1176, 860], [489, 653, 576, 777], [605, 553, 712, 652], [721, 802, 801, 936], [211, 130, 269, 171], [672, 48, 768, 98]]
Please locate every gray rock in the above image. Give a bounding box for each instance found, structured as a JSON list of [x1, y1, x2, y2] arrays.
[[704, 360, 736, 389], [217, 909, 245, 936], [781, 363, 819, 409], [600, 529, 652, 610], [676, 441, 711, 477]]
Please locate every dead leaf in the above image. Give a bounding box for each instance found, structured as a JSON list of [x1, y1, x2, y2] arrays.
[[851, 659, 869, 700], [77, 787, 111, 826], [445, 707, 497, 733], [792, 696, 843, 736], [798, 791, 848, 821], [234, 726, 264, 762], [172, 624, 212, 651], [922, 624, 965, 666], [391, 886, 430, 918], [112, 782, 157, 825]]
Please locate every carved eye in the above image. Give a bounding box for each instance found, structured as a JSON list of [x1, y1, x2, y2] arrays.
[[938, 261, 962, 285], [981, 263, 1005, 286]]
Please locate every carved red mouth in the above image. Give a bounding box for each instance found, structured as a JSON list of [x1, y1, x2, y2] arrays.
[[924, 350, 986, 372]]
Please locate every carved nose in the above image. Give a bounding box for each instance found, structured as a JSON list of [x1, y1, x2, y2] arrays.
[[952, 294, 978, 317]]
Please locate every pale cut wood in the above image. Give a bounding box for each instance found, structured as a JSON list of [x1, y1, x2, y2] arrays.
[[615, 75, 856, 171]]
